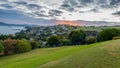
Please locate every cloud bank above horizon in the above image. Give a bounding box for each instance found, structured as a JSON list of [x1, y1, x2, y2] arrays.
[[0, 0, 120, 24]]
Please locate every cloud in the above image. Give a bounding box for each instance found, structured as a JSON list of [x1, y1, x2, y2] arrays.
[[0, 4, 13, 9], [0, 0, 120, 23]]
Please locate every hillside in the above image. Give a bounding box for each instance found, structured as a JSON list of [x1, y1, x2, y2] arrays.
[[0, 40, 120, 68]]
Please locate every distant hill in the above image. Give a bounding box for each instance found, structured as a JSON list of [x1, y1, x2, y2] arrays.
[[0, 22, 30, 26]]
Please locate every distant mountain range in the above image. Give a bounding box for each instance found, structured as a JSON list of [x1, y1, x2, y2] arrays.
[[0, 20, 120, 27], [0, 22, 30, 26], [55, 20, 120, 26]]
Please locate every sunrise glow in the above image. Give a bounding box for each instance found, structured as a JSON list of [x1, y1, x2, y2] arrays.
[[56, 21, 79, 26]]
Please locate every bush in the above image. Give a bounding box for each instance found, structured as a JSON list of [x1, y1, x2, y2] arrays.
[[15, 40, 31, 53], [3, 39, 17, 55], [47, 36, 61, 47], [61, 39, 71, 46], [112, 36, 120, 40], [0, 43, 4, 53], [86, 36, 96, 44], [30, 40, 38, 49], [97, 28, 120, 42], [69, 30, 86, 45]]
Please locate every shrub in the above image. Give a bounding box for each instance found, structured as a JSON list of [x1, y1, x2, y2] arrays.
[[86, 36, 96, 44], [61, 39, 71, 46], [97, 28, 120, 42], [112, 36, 120, 40], [30, 40, 38, 49], [0, 43, 4, 53], [47, 36, 61, 47], [69, 30, 86, 45], [15, 40, 31, 53], [3, 39, 17, 55]]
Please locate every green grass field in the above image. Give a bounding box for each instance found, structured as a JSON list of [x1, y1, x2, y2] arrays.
[[0, 40, 120, 68]]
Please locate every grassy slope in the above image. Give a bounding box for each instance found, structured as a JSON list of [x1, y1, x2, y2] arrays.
[[0, 40, 120, 68]]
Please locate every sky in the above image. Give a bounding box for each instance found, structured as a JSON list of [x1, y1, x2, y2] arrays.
[[0, 0, 120, 25]]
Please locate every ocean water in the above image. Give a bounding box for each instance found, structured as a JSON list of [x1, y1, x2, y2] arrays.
[[0, 26, 25, 35]]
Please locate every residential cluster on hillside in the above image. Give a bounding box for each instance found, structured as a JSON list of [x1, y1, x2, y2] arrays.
[[17, 25, 77, 45], [17, 25, 99, 46]]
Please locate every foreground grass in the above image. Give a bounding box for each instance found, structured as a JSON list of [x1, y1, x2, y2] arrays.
[[0, 40, 120, 68]]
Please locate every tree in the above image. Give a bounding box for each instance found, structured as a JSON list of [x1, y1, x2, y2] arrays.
[[86, 36, 96, 44], [30, 40, 38, 49], [96, 28, 120, 42], [68, 30, 76, 39], [15, 40, 31, 53], [3, 39, 17, 55], [61, 39, 71, 46], [0, 35, 8, 40], [0, 43, 4, 53], [69, 30, 86, 45], [13, 34, 29, 40], [47, 36, 61, 47]]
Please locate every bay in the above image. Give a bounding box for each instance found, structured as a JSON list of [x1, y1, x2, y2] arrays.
[[0, 26, 25, 35]]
